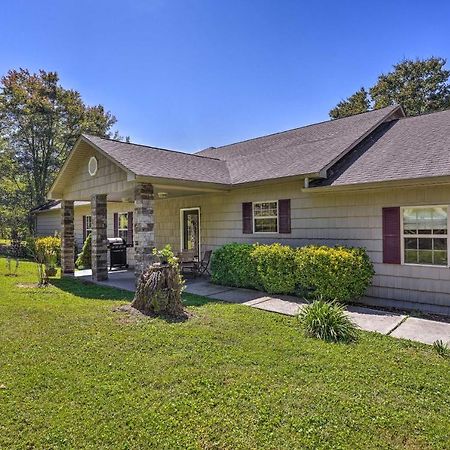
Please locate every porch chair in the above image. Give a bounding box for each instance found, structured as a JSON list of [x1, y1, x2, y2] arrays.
[[177, 250, 196, 276], [193, 250, 212, 276]]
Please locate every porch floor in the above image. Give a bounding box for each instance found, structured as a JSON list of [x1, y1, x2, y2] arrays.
[[75, 269, 136, 292], [73, 270, 450, 346]]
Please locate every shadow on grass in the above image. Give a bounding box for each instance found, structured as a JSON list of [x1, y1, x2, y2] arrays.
[[182, 292, 223, 307], [50, 277, 134, 301]]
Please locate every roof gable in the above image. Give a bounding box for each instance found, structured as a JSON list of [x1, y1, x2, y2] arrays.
[[315, 108, 450, 187]]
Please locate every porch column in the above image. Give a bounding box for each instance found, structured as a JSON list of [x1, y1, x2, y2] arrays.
[[134, 183, 155, 279], [61, 200, 75, 275], [91, 194, 108, 281]]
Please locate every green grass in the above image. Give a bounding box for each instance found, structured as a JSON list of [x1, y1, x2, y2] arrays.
[[0, 259, 449, 449]]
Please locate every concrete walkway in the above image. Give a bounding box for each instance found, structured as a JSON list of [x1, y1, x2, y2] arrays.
[[185, 279, 450, 346], [74, 270, 450, 346]]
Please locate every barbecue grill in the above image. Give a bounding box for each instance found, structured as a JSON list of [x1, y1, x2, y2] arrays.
[[107, 237, 128, 270]]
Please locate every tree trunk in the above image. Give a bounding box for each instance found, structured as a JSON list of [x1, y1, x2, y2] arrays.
[[132, 263, 185, 318]]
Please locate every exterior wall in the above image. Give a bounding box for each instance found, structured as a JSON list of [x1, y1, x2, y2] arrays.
[[35, 209, 61, 237], [35, 201, 135, 267], [154, 179, 450, 314], [59, 141, 132, 200]]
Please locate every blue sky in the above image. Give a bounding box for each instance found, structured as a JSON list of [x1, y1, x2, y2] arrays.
[[1, 0, 449, 151]]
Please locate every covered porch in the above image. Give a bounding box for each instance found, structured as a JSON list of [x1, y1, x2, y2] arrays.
[[48, 134, 229, 283]]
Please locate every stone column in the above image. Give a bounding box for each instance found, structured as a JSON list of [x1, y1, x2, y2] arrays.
[[91, 194, 108, 281], [134, 183, 155, 280], [61, 200, 75, 275]]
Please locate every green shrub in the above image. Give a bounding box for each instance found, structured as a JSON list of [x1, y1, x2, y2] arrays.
[[76, 234, 91, 269], [32, 236, 61, 267], [210, 243, 261, 289], [250, 243, 297, 294], [298, 300, 358, 343], [295, 246, 374, 302]]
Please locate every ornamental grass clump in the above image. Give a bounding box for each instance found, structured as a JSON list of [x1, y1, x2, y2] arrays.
[[298, 300, 358, 343]]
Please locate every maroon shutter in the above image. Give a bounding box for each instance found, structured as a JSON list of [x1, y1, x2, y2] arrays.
[[82, 215, 87, 242], [127, 212, 133, 246], [278, 199, 291, 233], [113, 213, 119, 237], [242, 202, 253, 234], [382, 207, 401, 264]]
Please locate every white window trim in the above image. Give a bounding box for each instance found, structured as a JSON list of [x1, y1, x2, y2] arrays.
[[400, 204, 449, 268], [118, 212, 129, 240], [252, 200, 279, 234], [180, 207, 201, 257], [85, 215, 92, 234]]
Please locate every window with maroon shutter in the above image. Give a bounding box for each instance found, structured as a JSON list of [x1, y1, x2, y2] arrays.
[[242, 202, 253, 234], [278, 199, 291, 234], [382, 207, 401, 264], [113, 213, 119, 237], [127, 212, 134, 246]]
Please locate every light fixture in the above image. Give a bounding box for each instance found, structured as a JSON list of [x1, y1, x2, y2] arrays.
[[158, 192, 168, 199]]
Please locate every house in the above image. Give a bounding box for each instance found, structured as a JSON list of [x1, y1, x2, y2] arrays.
[[35, 105, 450, 315]]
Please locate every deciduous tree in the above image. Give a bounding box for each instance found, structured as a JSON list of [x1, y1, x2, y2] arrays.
[[329, 57, 450, 119]]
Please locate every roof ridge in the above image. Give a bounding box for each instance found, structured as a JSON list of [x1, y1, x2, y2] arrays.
[[196, 105, 399, 153], [82, 134, 224, 162]]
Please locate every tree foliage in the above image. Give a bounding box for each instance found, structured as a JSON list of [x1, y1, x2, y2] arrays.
[[329, 88, 370, 119], [329, 57, 450, 119], [0, 68, 120, 236]]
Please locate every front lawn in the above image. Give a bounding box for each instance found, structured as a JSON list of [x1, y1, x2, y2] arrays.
[[0, 259, 449, 449]]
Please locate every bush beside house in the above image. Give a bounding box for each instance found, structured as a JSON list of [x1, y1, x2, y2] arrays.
[[210, 243, 374, 302], [76, 234, 92, 269]]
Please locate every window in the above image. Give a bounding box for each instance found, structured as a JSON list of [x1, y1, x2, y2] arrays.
[[253, 201, 278, 233], [85, 215, 92, 236], [402, 206, 448, 266], [118, 212, 128, 242]]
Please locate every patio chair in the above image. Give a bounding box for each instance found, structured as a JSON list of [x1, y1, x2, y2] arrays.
[[193, 250, 212, 276], [178, 250, 196, 276]]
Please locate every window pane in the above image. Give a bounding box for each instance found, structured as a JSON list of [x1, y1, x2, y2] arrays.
[[418, 238, 432, 250], [254, 218, 277, 232], [434, 251, 447, 266], [254, 202, 277, 217], [418, 250, 433, 264], [119, 230, 128, 241], [403, 208, 417, 234], [405, 249, 418, 264], [119, 213, 128, 230], [403, 206, 447, 235], [404, 238, 418, 250]]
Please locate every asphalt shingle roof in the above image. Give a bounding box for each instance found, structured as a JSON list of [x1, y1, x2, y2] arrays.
[[318, 109, 450, 187], [83, 135, 231, 185], [83, 106, 400, 186]]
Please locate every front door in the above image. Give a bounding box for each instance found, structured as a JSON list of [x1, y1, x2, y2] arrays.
[[181, 208, 200, 258]]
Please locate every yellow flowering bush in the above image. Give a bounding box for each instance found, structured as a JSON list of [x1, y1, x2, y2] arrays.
[[211, 243, 374, 301], [295, 245, 374, 302], [33, 236, 61, 268], [251, 243, 297, 294]]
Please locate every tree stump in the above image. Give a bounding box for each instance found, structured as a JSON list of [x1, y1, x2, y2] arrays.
[[131, 262, 186, 318]]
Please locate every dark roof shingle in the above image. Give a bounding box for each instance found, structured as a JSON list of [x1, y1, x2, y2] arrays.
[[84, 106, 400, 186], [317, 109, 450, 187], [83, 135, 231, 185]]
